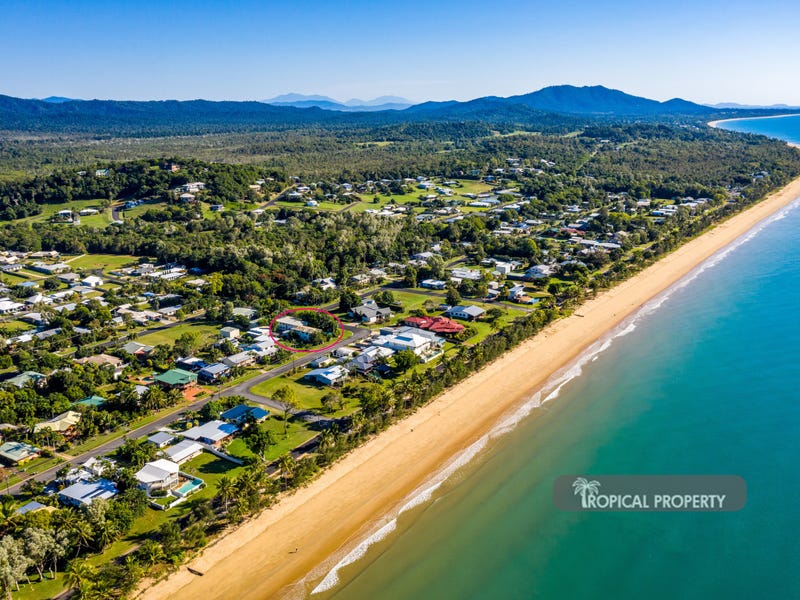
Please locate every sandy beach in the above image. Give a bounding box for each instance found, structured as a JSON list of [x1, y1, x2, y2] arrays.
[[140, 175, 800, 600]]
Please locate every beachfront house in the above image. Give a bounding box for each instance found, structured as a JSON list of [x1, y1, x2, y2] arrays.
[[135, 459, 180, 495], [305, 365, 349, 386], [182, 420, 239, 446], [445, 305, 486, 321], [58, 478, 118, 507]]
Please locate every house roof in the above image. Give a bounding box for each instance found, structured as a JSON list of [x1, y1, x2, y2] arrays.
[[0, 441, 39, 463], [74, 395, 106, 408], [448, 305, 485, 317], [221, 404, 270, 422], [182, 420, 238, 443], [135, 459, 180, 484], [306, 365, 348, 381], [33, 411, 82, 433], [163, 440, 204, 463], [58, 478, 117, 505], [76, 353, 124, 368], [199, 363, 230, 376], [155, 368, 197, 386], [122, 341, 154, 355], [4, 371, 46, 388], [147, 431, 176, 446]]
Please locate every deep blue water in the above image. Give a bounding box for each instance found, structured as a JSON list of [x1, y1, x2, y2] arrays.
[[310, 130, 800, 599], [716, 114, 800, 145]]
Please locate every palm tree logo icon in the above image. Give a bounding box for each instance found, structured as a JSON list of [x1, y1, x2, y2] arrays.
[[572, 477, 601, 508]]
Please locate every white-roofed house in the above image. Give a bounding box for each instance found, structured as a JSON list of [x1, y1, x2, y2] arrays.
[[162, 440, 204, 464], [182, 420, 239, 447], [134, 459, 180, 495]]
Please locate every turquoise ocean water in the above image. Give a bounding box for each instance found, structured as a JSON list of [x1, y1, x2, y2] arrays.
[[715, 114, 800, 144], [308, 120, 800, 600]]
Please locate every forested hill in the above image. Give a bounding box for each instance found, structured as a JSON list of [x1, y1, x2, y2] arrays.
[[0, 85, 784, 138]]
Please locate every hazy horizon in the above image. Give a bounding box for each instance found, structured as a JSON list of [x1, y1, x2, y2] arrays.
[[3, 0, 800, 106]]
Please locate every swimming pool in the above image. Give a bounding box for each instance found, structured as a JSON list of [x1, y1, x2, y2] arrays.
[[175, 478, 203, 496]]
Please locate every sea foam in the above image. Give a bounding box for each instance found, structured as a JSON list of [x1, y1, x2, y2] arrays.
[[309, 196, 800, 596]]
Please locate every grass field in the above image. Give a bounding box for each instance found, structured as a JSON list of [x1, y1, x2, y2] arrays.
[[136, 321, 219, 347], [0, 199, 108, 226], [225, 418, 318, 462], [64, 253, 141, 272]]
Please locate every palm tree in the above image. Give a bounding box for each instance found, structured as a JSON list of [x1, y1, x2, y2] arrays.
[[279, 453, 296, 489], [572, 477, 601, 507], [71, 521, 94, 557], [64, 559, 96, 593], [216, 475, 235, 513], [138, 539, 165, 569]]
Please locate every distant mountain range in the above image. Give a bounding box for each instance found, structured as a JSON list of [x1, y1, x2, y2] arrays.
[[706, 102, 800, 110], [263, 93, 412, 112], [1, 85, 791, 136]]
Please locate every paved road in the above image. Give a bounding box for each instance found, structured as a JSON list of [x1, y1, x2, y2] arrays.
[[6, 323, 371, 495], [220, 324, 371, 421]]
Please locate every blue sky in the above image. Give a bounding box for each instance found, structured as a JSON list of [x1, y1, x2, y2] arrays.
[[3, 0, 799, 104]]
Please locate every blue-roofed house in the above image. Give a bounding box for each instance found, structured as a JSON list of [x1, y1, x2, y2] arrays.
[[221, 404, 270, 425], [182, 420, 238, 447], [58, 478, 118, 507]]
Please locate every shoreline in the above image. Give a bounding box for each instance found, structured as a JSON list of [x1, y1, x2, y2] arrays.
[[140, 176, 800, 600], [708, 113, 800, 128]]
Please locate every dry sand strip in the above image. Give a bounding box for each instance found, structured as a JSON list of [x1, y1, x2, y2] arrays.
[[140, 175, 800, 600]]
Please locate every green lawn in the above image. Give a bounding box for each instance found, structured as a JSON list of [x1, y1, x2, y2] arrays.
[[117, 200, 167, 219], [224, 418, 318, 462], [389, 290, 445, 314], [250, 372, 328, 409], [0, 199, 107, 226], [12, 572, 67, 600], [88, 452, 246, 567], [136, 321, 219, 347], [64, 253, 141, 272]]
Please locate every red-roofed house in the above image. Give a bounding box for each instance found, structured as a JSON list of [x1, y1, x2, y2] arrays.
[[403, 316, 464, 335]]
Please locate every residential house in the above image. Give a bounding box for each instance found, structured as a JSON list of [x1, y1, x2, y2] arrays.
[[220, 404, 270, 424], [182, 420, 238, 446], [220, 326, 240, 340], [135, 459, 180, 495], [74, 395, 106, 409], [0, 441, 39, 465], [121, 341, 154, 358], [58, 479, 118, 507], [146, 432, 176, 448], [524, 264, 556, 280], [33, 411, 82, 434], [351, 300, 393, 324], [198, 362, 230, 383], [450, 268, 482, 281], [75, 353, 127, 378], [4, 371, 46, 389], [81, 275, 103, 288], [304, 365, 349, 386], [402, 316, 464, 335], [445, 305, 486, 321], [420, 279, 447, 290], [155, 368, 197, 389], [162, 440, 203, 464], [221, 352, 256, 368]]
